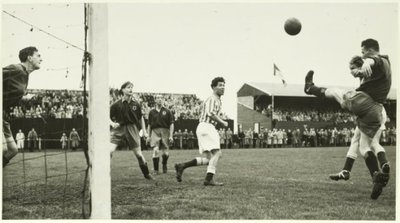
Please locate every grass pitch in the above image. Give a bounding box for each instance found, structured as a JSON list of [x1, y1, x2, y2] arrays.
[[111, 146, 396, 220], [2, 150, 88, 219], [2, 146, 396, 219]]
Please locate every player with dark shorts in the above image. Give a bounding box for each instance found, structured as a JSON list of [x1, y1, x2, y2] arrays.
[[110, 81, 153, 180], [147, 96, 174, 174], [3, 46, 42, 167], [304, 39, 391, 199]]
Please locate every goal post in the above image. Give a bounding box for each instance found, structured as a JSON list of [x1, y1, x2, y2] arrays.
[[87, 3, 111, 219]]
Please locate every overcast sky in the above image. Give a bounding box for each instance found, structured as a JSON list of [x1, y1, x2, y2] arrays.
[[2, 2, 399, 123]]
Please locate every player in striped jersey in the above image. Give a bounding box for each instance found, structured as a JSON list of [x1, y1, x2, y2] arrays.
[[175, 77, 228, 186]]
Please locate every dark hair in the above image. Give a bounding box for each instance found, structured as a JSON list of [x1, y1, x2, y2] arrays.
[[211, 77, 225, 88], [120, 81, 133, 95], [361, 39, 379, 52], [19, 46, 38, 62]]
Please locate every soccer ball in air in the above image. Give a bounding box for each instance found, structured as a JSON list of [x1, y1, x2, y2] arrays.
[[284, 17, 302, 36]]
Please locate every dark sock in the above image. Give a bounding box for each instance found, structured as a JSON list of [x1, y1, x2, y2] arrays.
[[136, 155, 145, 166], [308, 86, 327, 97], [305, 71, 327, 97], [205, 172, 214, 182], [139, 163, 150, 176], [343, 157, 355, 172], [153, 157, 159, 171], [182, 159, 197, 169], [162, 154, 169, 165], [377, 152, 388, 168], [364, 151, 379, 177]]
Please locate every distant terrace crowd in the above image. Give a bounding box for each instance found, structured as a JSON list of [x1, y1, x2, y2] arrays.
[[236, 126, 397, 148], [109, 88, 229, 120], [255, 104, 392, 124], [6, 88, 230, 121], [7, 89, 86, 119]]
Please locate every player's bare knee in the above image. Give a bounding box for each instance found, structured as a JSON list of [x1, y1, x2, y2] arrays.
[[372, 142, 385, 154], [162, 148, 169, 156], [153, 147, 159, 157], [204, 151, 212, 160], [196, 157, 209, 165], [346, 153, 357, 160], [359, 147, 372, 158], [211, 149, 222, 158]]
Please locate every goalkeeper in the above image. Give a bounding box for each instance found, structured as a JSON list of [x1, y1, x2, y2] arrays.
[[304, 38, 391, 200]]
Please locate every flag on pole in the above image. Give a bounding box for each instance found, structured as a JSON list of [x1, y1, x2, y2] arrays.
[[273, 63, 287, 87]]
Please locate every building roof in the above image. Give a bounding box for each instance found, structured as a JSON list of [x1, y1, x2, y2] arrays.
[[237, 82, 397, 100]]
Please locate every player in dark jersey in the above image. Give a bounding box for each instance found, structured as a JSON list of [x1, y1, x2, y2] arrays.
[[304, 39, 391, 199], [3, 46, 42, 167], [110, 81, 153, 180], [147, 96, 174, 174]]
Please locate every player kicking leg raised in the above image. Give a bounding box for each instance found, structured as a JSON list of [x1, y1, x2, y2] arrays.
[[175, 77, 228, 186], [304, 38, 391, 199], [109, 81, 153, 180]]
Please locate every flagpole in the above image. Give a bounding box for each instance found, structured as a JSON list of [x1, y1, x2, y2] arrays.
[[271, 94, 274, 128]]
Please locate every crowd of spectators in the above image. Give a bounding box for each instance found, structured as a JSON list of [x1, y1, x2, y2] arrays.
[[255, 103, 358, 124], [110, 88, 229, 121], [6, 88, 230, 121], [7, 89, 86, 119], [272, 108, 356, 123], [237, 126, 397, 149]]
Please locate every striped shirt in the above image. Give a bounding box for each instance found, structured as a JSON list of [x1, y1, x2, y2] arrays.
[[199, 94, 222, 125]]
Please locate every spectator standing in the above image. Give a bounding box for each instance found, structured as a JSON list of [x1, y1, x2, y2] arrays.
[[219, 128, 226, 149], [286, 129, 292, 147], [182, 129, 189, 149], [238, 130, 245, 148], [292, 128, 299, 147], [173, 131, 179, 149], [188, 130, 195, 149], [27, 128, 38, 152], [258, 129, 264, 148], [177, 129, 183, 149], [309, 128, 317, 147], [69, 128, 80, 151], [380, 129, 388, 146], [276, 129, 283, 148], [267, 130, 272, 148], [389, 127, 396, 145], [16, 129, 25, 151], [272, 129, 278, 148], [60, 133, 68, 150], [225, 128, 233, 149], [282, 129, 288, 147], [38, 137, 42, 151], [253, 130, 258, 148]]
